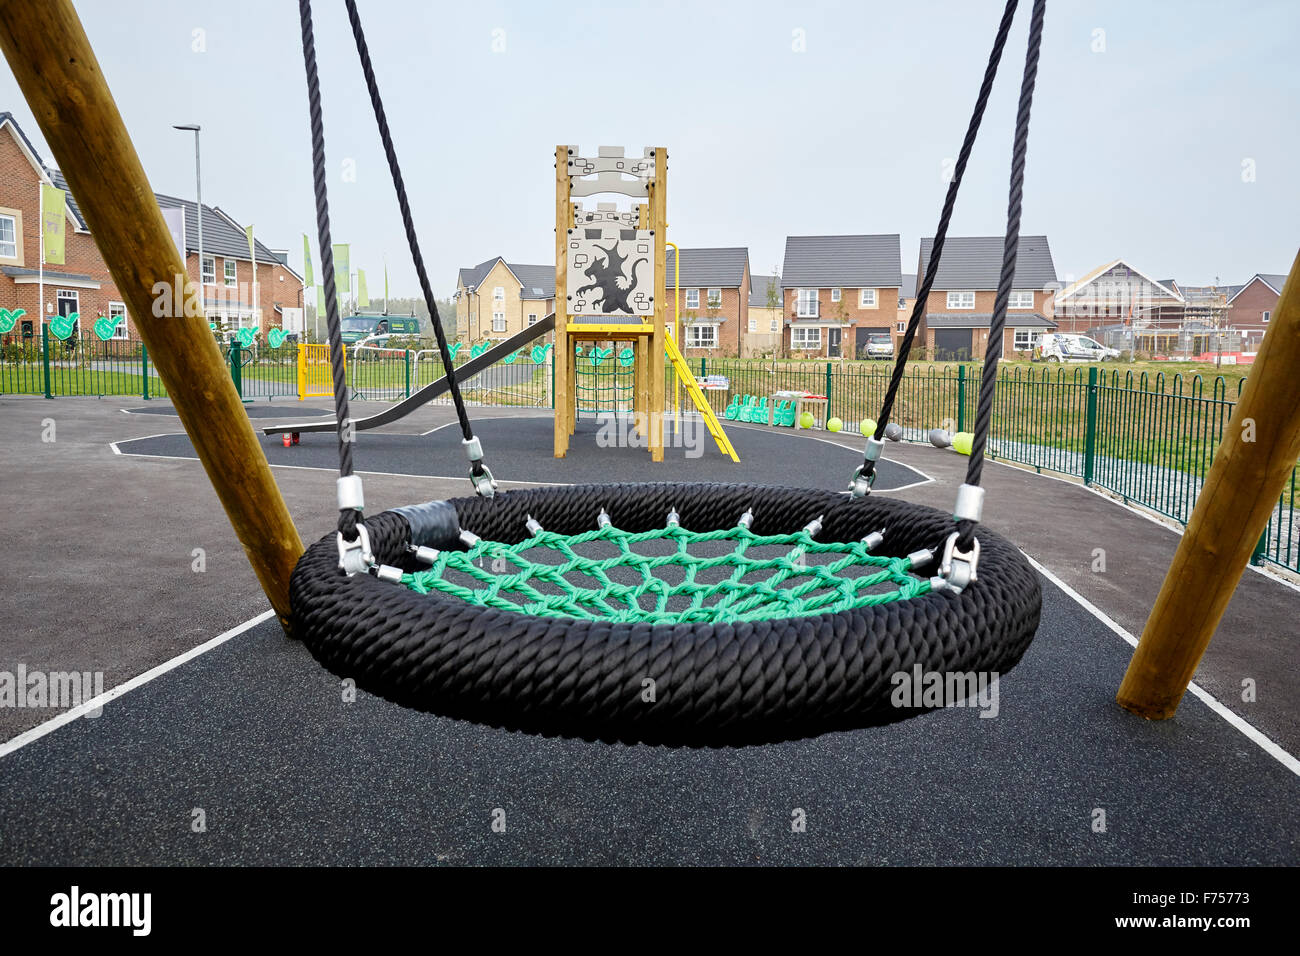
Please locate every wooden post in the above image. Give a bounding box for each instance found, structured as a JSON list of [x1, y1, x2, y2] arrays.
[[554, 145, 572, 457], [648, 147, 667, 462], [1117, 250, 1300, 718], [0, 0, 303, 628]]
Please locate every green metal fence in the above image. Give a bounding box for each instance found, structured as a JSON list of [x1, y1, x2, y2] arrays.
[[3, 334, 1295, 575]]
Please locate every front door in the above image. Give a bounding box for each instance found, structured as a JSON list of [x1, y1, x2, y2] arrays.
[[828, 327, 841, 358]]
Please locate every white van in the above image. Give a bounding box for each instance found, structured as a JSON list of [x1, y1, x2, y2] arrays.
[[1036, 332, 1120, 363]]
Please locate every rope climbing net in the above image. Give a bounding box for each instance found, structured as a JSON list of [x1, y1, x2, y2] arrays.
[[401, 517, 932, 625]]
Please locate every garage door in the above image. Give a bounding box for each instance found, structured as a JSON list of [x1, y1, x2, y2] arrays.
[[934, 328, 973, 361], [855, 326, 888, 358]]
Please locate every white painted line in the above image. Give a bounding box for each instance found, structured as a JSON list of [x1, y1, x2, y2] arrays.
[[419, 421, 459, 437], [727, 421, 934, 492], [1022, 553, 1300, 778], [0, 609, 276, 759]]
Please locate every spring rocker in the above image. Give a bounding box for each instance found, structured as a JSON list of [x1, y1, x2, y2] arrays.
[[7, 0, 1296, 746]]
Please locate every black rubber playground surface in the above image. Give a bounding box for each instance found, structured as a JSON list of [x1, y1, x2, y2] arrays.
[[1, 579, 1296, 865], [114, 414, 927, 491]]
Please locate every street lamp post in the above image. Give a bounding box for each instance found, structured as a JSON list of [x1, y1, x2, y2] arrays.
[[173, 124, 202, 313]]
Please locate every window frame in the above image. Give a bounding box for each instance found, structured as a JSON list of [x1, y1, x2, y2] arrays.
[[791, 326, 821, 349], [1009, 289, 1035, 310], [0, 212, 17, 259], [770, 318, 779, 333], [492, 311, 506, 333], [795, 289, 819, 318], [830, 288, 841, 303], [946, 290, 976, 310], [686, 323, 718, 349], [201, 255, 216, 286], [706, 288, 722, 309], [747, 317, 757, 333], [1263, 310, 1271, 324], [1012, 328, 1037, 351], [224, 259, 238, 288], [685, 289, 700, 309], [493, 286, 505, 302], [859, 288, 877, 307], [527, 313, 538, 326], [108, 301, 129, 340]]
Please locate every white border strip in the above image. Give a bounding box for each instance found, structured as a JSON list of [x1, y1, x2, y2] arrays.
[[1023, 553, 1300, 777], [0, 609, 275, 759]]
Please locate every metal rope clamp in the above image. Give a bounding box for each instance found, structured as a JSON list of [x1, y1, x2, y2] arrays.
[[336, 475, 375, 576], [849, 437, 886, 498], [936, 483, 984, 593], [464, 436, 497, 498]]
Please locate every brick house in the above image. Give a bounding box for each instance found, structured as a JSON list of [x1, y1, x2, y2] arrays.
[[0, 112, 302, 345], [744, 272, 782, 357], [454, 257, 555, 344], [916, 235, 1058, 360], [1225, 273, 1287, 349], [781, 235, 902, 359], [664, 247, 750, 357]]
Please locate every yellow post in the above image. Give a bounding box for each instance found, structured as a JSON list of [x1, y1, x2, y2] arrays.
[[666, 240, 681, 431], [0, 0, 303, 628], [1117, 250, 1300, 718], [648, 146, 668, 462], [297, 346, 307, 400], [554, 145, 571, 457]]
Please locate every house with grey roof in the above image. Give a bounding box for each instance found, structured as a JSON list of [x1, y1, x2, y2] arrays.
[[454, 256, 556, 343], [664, 247, 750, 356], [0, 111, 302, 343], [781, 235, 902, 358], [1224, 273, 1288, 350], [915, 235, 1058, 360]]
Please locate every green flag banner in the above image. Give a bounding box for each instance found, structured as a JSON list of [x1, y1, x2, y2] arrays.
[[41, 183, 66, 265], [302, 233, 314, 286], [245, 224, 256, 264], [357, 269, 369, 308], [316, 285, 326, 316], [384, 264, 389, 303], [333, 244, 350, 293]]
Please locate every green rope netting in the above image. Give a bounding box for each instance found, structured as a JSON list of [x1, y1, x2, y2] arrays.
[[402, 522, 931, 625]]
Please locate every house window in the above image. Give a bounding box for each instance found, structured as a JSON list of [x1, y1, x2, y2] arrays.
[[706, 288, 721, 308], [831, 288, 841, 302], [224, 260, 237, 287], [685, 289, 700, 309], [1263, 310, 1271, 323], [0, 213, 16, 259], [1013, 328, 1037, 351], [859, 288, 877, 307], [528, 313, 538, 326], [770, 318, 779, 332], [897, 321, 906, 333], [687, 324, 717, 349], [493, 286, 504, 301], [796, 289, 819, 318], [747, 318, 757, 333], [492, 312, 506, 333], [108, 301, 128, 340], [201, 256, 216, 285], [791, 326, 821, 349], [1009, 290, 1034, 309], [947, 290, 975, 310]]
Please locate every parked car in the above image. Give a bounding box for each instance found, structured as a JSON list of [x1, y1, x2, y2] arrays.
[[340, 314, 420, 344], [1036, 332, 1120, 363], [863, 332, 895, 360]]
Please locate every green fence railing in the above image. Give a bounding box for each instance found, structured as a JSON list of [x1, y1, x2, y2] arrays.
[[2, 336, 1295, 575]]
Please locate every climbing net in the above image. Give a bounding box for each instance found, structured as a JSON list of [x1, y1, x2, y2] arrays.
[[402, 520, 932, 625]]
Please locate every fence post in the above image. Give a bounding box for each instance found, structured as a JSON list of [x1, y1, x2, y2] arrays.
[[41, 322, 52, 399], [1251, 527, 1269, 566], [1083, 365, 1098, 485], [956, 364, 966, 432], [229, 337, 242, 399], [825, 362, 833, 417], [141, 342, 150, 400], [700, 358, 706, 378], [404, 348, 411, 399]]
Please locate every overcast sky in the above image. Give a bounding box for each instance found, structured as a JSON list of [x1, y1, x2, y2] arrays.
[[2, 0, 1295, 295]]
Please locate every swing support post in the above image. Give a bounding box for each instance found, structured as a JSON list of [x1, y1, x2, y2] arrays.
[[0, 0, 304, 628], [1117, 250, 1300, 718]]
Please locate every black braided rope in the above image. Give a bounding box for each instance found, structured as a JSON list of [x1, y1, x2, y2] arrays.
[[298, 0, 357, 540], [291, 484, 1041, 747], [343, 0, 481, 474], [958, 0, 1046, 550], [861, 0, 1020, 485]]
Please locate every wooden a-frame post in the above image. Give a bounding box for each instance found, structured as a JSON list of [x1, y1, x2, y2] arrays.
[[0, 0, 303, 628], [1117, 250, 1300, 718]]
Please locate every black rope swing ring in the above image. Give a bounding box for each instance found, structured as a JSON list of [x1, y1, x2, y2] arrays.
[[290, 0, 1045, 747]]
